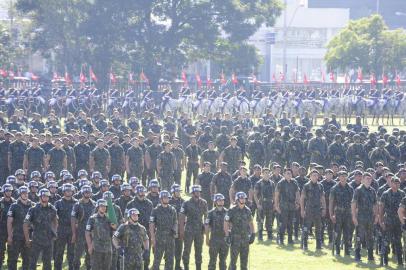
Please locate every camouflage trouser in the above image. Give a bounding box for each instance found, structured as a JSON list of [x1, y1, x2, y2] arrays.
[[122, 253, 143, 270], [0, 234, 7, 267], [229, 236, 249, 270], [30, 241, 53, 270], [208, 239, 228, 270], [355, 220, 374, 251], [280, 209, 295, 240], [173, 170, 182, 185], [111, 246, 118, 270], [73, 236, 91, 270], [152, 234, 175, 270], [256, 204, 273, 234], [54, 232, 74, 270], [160, 172, 175, 191], [174, 237, 183, 265], [303, 212, 322, 247], [91, 250, 112, 270], [7, 239, 31, 270], [109, 167, 124, 180], [128, 166, 143, 180], [382, 221, 402, 260], [0, 166, 9, 185], [334, 210, 352, 249], [182, 229, 203, 267], [185, 162, 199, 190]]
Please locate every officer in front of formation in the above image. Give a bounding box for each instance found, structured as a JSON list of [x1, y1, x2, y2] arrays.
[[85, 199, 116, 270], [23, 188, 58, 270], [205, 193, 229, 270], [113, 208, 149, 270], [224, 191, 255, 270]]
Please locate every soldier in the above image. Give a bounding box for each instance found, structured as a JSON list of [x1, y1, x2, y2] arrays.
[[0, 183, 15, 268], [7, 186, 34, 270], [171, 138, 185, 185], [23, 137, 45, 178], [8, 132, 27, 175], [275, 168, 300, 245], [63, 137, 76, 176], [27, 180, 39, 203], [300, 170, 326, 251], [321, 169, 336, 244], [220, 137, 242, 175], [147, 179, 160, 208], [267, 131, 285, 168], [74, 134, 91, 176], [379, 177, 404, 266], [71, 185, 95, 270], [125, 137, 144, 179], [115, 183, 133, 216], [112, 208, 149, 270], [46, 139, 67, 178], [385, 136, 400, 173], [369, 139, 391, 169], [197, 162, 215, 210], [109, 174, 123, 200], [185, 136, 200, 193], [0, 132, 11, 185], [90, 139, 111, 179], [346, 134, 367, 170], [145, 136, 162, 181], [254, 167, 275, 241], [211, 162, 233, 208], [205, 193, 229, 270], [157, 142, 177, 191], [215, 126, 230, 154], [286, 130, 304, 166], [308, 129, 328, 168], [352, 172, 379, 262], [329, 171, 354, 256], [109, 136, 125, 179], [229, 166, 253, 207], [247, 133, 265, 170], [150, 190, 178, 270], [126, 185, 153, 270], [93, 179, 110, 201], [48, 180, 62, 205], [85, 199, 116, 270], [23, 188, 58, 270], [200, 141, 219, 174], [328, 134, 346, 166], [179, 185, 208, 270], [224, 192, 255, 270], [54, 183, 77, 270], [169, 184, 184, 270]]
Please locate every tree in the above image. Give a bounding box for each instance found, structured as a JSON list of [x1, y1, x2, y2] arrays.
[[16, 0, 282, 89], [325, 15, 406, 75], [0, 23, 12, 67]]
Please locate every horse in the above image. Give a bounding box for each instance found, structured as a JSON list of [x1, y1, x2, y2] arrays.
[[163, 97, 181, 115], [208, 97, 224, 115], [383, 96, 398, 125], [251, 96, 270, 117], [223, 96, 250, 115], [178, 95, 193, 116], [269, 93, 285, 117], [194, 98, 211, 115]]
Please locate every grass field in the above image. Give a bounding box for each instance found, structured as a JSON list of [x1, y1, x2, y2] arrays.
[[2, 116, 405, 269]]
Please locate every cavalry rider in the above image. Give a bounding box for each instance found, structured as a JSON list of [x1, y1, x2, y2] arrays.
[[355, 87, 366, 98], [342, 87, 352, 96], [319, 88, 329, 99], [331, 87, 340, 98], [207, 88, 217, 100], [369, 88, 381, 98], [221, 89, 232, 101], [161, 88, 175, 111], [252, 88, 264, 101], [179, 87, 191, 98], [307, 88, 316, 99]]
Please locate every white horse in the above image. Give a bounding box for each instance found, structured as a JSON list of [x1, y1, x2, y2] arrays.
[[162, 97, 181, 115], [269, 94, 285, 117], [251, 96, 270, 117], [397, 97, 406, 125], [194, 98, 211, 115], [178, 95, 194, 116], [208, 97, 224, 114], [223, 96, 239, 114]]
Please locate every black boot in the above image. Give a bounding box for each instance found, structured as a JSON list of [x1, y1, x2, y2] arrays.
[[355, 248, 361, 262], [268, 230, 273, 241], [303, 239, 308, 251], [344, 245, 351, 256], [335, 245, 340, 256], [258, 230, 263, 241], [183, 263, 189, 270], [367, 248, 374, 261], [397, 254, 403, 266], [288, 234, 294, 245], [279, 235, 284, 245], [316, 240, 322, 250], [175, 260, 183, 270]]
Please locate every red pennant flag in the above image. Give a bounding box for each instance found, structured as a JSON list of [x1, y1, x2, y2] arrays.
[[181, 71, 188, 86], [89, 67, 98, 83], [357, 67, 363, 82], [272, 73, 278, 83], [329, 71, 335, 82], [321, 71, 326, 83], [8, 71, 14, 80], [382, 74, 388, 86], [64, 71, 72, 85], [207, 77, 212, 88], [140, 70, 149, 84], [110, 69, 117, 84], [0, 69, 7, 78], [31, 73, 39, 81], [396, 73, 401, 87], [370, 73, 377, 86], [231, 73, 238, 85], [303, 74, 309, 84], [195, 74, 202, 88], [279, 72, 285, 82], [252, 74, 258, 85], [220, 71, 226, 85]]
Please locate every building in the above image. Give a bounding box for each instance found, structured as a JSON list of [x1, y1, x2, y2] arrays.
[[249, 0, 350, 82]]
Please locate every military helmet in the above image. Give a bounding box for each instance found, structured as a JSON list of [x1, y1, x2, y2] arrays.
[[111, 174, 122, 182], [81, 185, 92, 193], [91, 171, 102, 179], [45, 171, 55, 179], [100, 179, 110, 187], [135, 185, 147, 194], [28, 181, 39, 188], [129, 177, 140, 186], [30, 171, 41, 179], [102, 191, 114, 200], [47, 180, 58, 189], [1, 183, 13, 193], [190, 185, 202, 193], [77, 169, 88, 178], [121, 183, 132, 192], [15, 169, 25, 176], [378, 139, 386, 146], [171, 184, 181, 193], [18, 185, 29, 194], [63, 173, 74, 181], [213, 193, 225, 202], [96, 199, 108, 207], [127, 208, 139, 217], [235, 191, 247, 201], [62, 183, 74, 193], [6, 175, 16, 184], [159, 190, 171, 199], [38, 188, 51, 197], [148, 179, 160, 188], [78, 179, 90, 188], [59, 169, 70, 178]]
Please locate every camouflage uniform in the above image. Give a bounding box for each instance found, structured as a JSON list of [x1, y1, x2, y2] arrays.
[[276, 179, 299, 243], [211, 171, 232, 208], [157, 151, 176, 191], [247, 138, 265, 169], [201, 149, 219, 173], [197, 171, 215, 210], [48, 147, 67, 178], [254, 178, 275, 240], [206, 207, 229, 270], [171, 146, 185, 185], [221, 146, 242, 175], [150, 204, 178, 270], [126, 146, 144, 179], [185, 144, 200, 190], [109, 143, 125, 179], [302, 181, 324, 249], [91, 147, 111, 179], [308, 135, 328, 167], [169, 195, 185, 270], [0, 196, 15, 267], [225, 205, 252, 270]]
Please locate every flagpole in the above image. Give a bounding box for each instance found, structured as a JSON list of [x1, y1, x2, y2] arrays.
[[89, 65, 92, 88]]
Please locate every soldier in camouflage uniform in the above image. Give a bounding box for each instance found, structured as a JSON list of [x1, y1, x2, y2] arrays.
[[126, 185, 153, 270], [300, 170, 326, 250], [247, 133, 265, 171], [286, 130, 304, 166], [369, 140, 391, 171], [230, 166, 253, 207], [185, 136, 200, 193], [54, 183, 77, 270], [224, 192, 255, 270], [346, 134, 367, 170], [150, 190, 178, 270], [351, 172, 378, 262], [23, 137, 45, 178], [254, 167, 275, 241], [220, 137, 242, 175], [200, 141, 219, 173], [171, 138, 185, 185], [329, 171, 354, 256], [169, 184, 185, 270], [46, 139, 67, 178], [23, 188, 58, 270], [379, 177, 404, 266], [328, 134, 346, 166], [125, 137, 144, 179], [0, 183, 15, 268], [385, 136, 400, 173], [205, 193, 229, 270], [145, 136, 162, 181], [197, 162, 215, 210], [90, 139, 111, 179], [179, 185, 208, 270], [112, 208, 149, 270], [85, 199, 116, 270], [157, 142, 177, 191], [8, 132, 27, 175], [108, 136, 125, 179], [267, 131, 285, 168], [115, 183, 133, 216], [321, 169, 336, 245], [308, 129, 328, 168], [211, 162, 232, 208], [7, 186, 34, 270]]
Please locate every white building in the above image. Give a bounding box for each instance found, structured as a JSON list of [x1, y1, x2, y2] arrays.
[[249, 0, 350, 82]]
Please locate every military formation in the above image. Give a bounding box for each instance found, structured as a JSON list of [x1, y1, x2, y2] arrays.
[[2, 107, 406, 270]]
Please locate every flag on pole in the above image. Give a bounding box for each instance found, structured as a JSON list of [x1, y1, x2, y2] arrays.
[[106, 197, 118, 225], [53, 72, 59, 80], [321, 71, 325, 83], [140, 70, 149, 84], [252, 74, 258, 85], [8, 70, 14, 80], [382, 73, 388, 86], [195, 74, 202, 88], [79, 66, 86, 84], [370, 73, 377, 87], [31, 72, 39, 81], [181, 71, 188, 86], [220, 71, 226, 85], [272, 73, 278, 83], [279, 72, 285, 82], [0, 69, 7, 78], [64, 70, 72, 85], [303, 74, 309, 84], [396, 73, 401, 87], [231, 73, 238, 85], [110, 69, 117, 84], [89, 67, 98, 83], [329, 71, 335, 83], [357, 67, 363, 82], [207, 77, 212, 88]]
